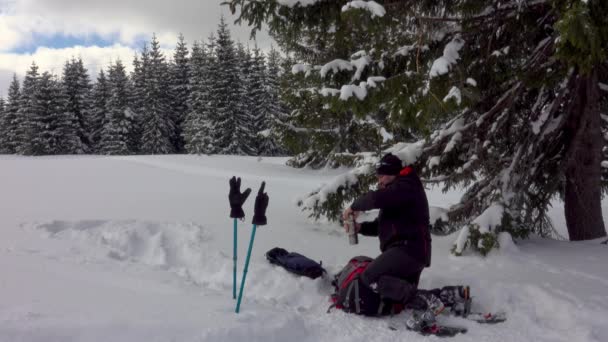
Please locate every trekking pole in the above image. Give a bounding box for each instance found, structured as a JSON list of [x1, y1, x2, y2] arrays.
[[233, 218, 237, 299], [235, 224, 257, 313], [228, 176, 251, 300], [235, 181, 268, 313]]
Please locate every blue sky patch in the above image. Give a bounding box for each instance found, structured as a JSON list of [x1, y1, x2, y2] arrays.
[[10, 32, 123, 54]]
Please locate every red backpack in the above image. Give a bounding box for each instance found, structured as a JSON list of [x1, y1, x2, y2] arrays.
[[328, 256, 404, 316]]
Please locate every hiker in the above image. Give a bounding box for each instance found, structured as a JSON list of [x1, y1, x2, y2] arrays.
[[342, 153, 468, 330]]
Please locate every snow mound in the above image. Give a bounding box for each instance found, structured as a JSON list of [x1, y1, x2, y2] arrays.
[[28, 220, 235, 290]]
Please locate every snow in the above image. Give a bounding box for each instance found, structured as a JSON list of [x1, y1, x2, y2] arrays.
[[320, 87, 341, 97], [258, 129, 271, 138], [443, 131, 463, 153], [531, 105, 551, 135], [393, 45, 416, 57], [378, 127, 393, 143], [341, 1, 386, 18], [430, 37, 465, 78], [599, 82, 608, 92], [340, 83, 368, 100], [429, 206, 449, 224], [443, 86, 462, 105], [427, 156, 441, 169], [350, 55, 372, 81], [434, 117, 465, 143], [1, 155, 608, 342], [277, 0, 320, 7], [291, 63, 312, 77], [472, 203, 505, 234], [466, 78, 477, 87], [365, 76, 386, 87], [386, 140, 425, 165], [320, 59, 354, 78]]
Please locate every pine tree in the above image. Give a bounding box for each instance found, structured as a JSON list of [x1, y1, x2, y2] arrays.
[[17, 63, 41, 155], [129, 48, 148, 153], [1, 75, 21, 154], [183, 40, 215, 154], [226, 0, 608, 251], [60, 58, 89, 154], [213, 17, 254, 155], [169, 33, 190, 153], [30, 72, 77, 155], [234, 42, 256, 155], [90, 70, 110, 152], [99, 60, 134, 155], [228, 1, 388, 167], [140, 34, 175, 154], [246, 45, 267, 154], [0, 97, 5, 153], [257, 46, 285, 156]]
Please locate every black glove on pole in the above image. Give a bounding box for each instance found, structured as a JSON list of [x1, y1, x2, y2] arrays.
[[252, 181, 269, 226], [229, 176, 251, 219]]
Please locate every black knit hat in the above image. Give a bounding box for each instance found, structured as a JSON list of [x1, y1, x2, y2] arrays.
[[375, 153, 403, 176]]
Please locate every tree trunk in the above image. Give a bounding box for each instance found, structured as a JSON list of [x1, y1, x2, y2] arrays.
[[564, 69, 607, 241]]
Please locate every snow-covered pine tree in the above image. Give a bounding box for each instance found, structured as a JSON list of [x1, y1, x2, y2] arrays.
[[227, 0, 608, 252], [169, 33, 190, 153], [90, 70, 110, 152], [128, 46, 149, 153], [17, 63, 41, 155], [99, 60, 134, 155], [258, 46, 285, 156], [247, 45, 268, 155], [183, 39, 216, 154], [140, 34, 175, 154], [30, 71, 78, 155], [60, 58, 89, 154], [227, 1, 389, 168], [234, 42, 256, 155], [0, 97, 5, 152], [1, 75, 21, 154], [213, 17, 254, 155]]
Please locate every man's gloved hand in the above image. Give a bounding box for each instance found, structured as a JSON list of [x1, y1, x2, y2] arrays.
[[229, 176, 251, 219], [341, 207, 360, 233], [252, 181, 269, 226]]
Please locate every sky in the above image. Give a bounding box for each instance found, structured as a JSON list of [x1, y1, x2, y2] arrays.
[[0, 0, 272, 98]]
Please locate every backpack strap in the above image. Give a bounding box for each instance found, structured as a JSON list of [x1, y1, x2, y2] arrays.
[[377, 301, 385, 316], [344, 282, 353, 310], [354, 281, 361, 314]]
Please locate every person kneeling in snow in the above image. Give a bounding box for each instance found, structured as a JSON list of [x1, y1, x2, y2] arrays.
[[342, 153, 469, 330]]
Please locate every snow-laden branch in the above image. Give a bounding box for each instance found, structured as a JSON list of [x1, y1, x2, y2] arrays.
[[320, 59, 354, 78], [276, 0, 321, 8], [430, 36, 465, 78], [341, 1, 386, 18], [454, 203, 504, 254], [319, 76, 386, 101], [274, 118, 340, 134]]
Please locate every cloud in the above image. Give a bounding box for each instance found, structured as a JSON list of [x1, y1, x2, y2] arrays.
[[2, 0, 270, 51], [0, 44, 155, 97], [0, 0, 272, 97]]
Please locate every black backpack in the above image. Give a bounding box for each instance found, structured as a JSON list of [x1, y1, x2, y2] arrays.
[[328, 256, 404, 316]]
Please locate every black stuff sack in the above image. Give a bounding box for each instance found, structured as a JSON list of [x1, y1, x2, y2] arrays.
[[265, 247, 326, 279]]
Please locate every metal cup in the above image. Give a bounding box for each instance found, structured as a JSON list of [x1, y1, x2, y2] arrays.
[[346, 216, 358, 245]]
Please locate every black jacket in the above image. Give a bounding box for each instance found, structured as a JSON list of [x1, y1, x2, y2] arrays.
[[351, 167, 431, 267]]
